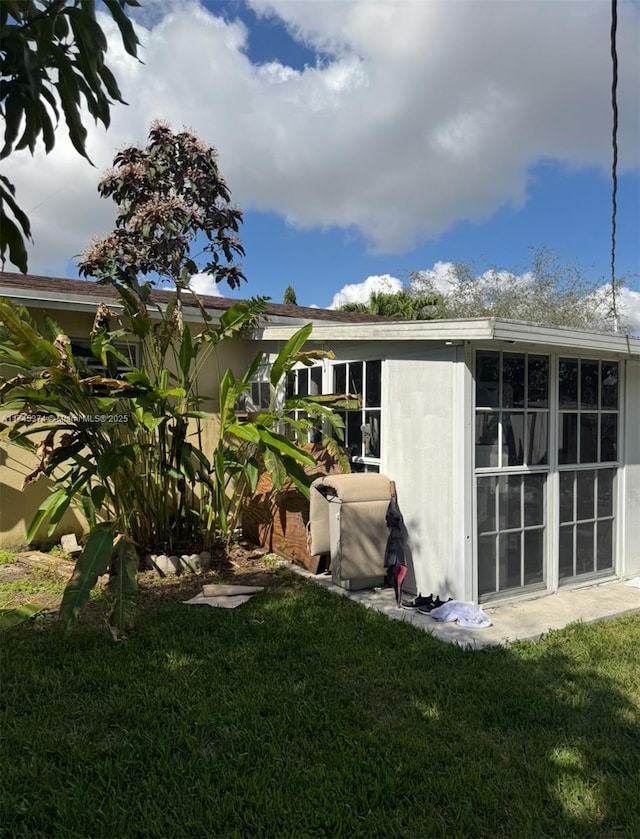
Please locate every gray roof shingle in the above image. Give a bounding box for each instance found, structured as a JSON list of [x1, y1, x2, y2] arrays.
[[0, 272, 398, 324]]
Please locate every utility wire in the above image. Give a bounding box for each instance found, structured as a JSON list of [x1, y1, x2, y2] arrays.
[[610, 0, 619, 332]]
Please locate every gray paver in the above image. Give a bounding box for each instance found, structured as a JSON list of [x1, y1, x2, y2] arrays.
[[291, 564, 640, 648]]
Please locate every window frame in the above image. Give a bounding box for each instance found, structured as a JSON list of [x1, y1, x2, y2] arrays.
[[557, 357, 620, 467], [285, 363, 325, 445], [331, 358, 382, 472], [70, 339, 139, 378], [475, 349, 550, 473]]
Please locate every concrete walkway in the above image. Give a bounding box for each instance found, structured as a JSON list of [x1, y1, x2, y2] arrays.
[[291, 564, 640, 649]]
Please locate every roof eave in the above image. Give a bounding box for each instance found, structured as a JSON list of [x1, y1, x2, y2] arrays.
[[254, 317, 640, 356]]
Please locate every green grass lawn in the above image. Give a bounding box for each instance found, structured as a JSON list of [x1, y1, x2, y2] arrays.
[[1, 569, 639, 839]]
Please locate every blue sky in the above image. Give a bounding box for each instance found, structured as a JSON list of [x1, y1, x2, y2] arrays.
[[6, 0, 640, 322], [235, 165, 640, 306], [211, 0, 640, 307]]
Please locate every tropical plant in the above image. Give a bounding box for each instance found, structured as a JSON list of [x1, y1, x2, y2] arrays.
[[1, 0, 141, 272], [339, 289, 440, 319], [211, 323, 355, 540], [0, 122, 352, 636], [0, 287, 342, 637]]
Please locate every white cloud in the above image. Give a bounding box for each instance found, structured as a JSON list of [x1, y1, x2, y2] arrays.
[[3, 0, 639, 276], [409, 261, 535, 294], [333, 264, 640, 335], [618, 287, 640, 336], [408, 261, 457, 295], [330, 273, 402, 309], [188, 273, 224, 297]]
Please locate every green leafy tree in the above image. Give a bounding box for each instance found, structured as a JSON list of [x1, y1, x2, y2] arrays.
[[1, 0, 141, 272], [409, 248, 631, 332], [0, 123, 351, 636], [340, 289, 440, 319], [341, 250, 631, 332], [283, 285, 297, 305]]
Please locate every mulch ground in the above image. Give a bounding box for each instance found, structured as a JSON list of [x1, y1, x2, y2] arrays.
[[0, 542, 293, 628]]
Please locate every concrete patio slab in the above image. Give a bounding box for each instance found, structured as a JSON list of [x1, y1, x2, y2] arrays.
[[290, 564, 640, 648]]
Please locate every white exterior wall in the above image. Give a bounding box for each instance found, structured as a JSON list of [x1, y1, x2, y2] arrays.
[[381, 346, 471, 600], [623, 359, 640, 576], [265, 331, 637, 601]]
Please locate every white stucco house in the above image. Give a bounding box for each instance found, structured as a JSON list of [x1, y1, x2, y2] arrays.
[[256, 317, 640, 605], [2, 272, 639, 606]]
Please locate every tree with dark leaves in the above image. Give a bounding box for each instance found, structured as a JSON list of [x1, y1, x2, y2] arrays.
[[1, 0, 140, 272], [78, 120, 246, 293], [283, 285, 297, 305]]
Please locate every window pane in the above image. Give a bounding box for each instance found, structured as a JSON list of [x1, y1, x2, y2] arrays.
[[476, 351, 500, 408], [478, 535, 496, 596], [559, 472, 574, 523], [527, 412, 548, 465], [350, 362, 363, 398], [524, 474, 544, 527], [580, 361, 599, 409], [347, 412, 362, 456], [524, 529, 544, 585], [576, 522, 594, 574], [596, 519, 613, 571], [559, 359, 578, 409], [252, 381, 271, 409], [286, 371, 296, 399], [310, 366, 322, 396], [600, 414, 618, 462], [297, 371, 308, 396], [503, 353, 525, 408], [365, 360, 381, 407], [601, 362, 618, 409], [558, 413, 577, 465], [576, 470, 595, 520], [580, 414, 598, 463], [363, 411, 380, 457], [499, 532, 522, 590], [334, 364, 346, 394], [528, 355, 549, 408], [477, 477, 497, 534], [475, 413, 499, 468], [559, 525, 574, 579], [597, 469, 614, 518], [503, 412, 525, 466], [499, 475, 521, 530]]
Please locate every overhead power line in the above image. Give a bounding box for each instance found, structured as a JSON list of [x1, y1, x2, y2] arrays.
[[610, 0, 619, 332]]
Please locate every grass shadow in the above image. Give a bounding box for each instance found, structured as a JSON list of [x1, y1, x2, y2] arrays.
[[1, 572, 638, 838]]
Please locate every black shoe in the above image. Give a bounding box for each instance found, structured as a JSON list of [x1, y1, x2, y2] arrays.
[[421, 595, 453, 613], [418, 595, 453, 614], [401, 593, 434, 611]]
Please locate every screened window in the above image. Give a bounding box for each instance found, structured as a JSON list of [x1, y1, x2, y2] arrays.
[[286, 365, 323, 444], [333, 360, 381, 471], [477, 473, 546, 597], [475, 351, 549, 469], [249, 381, 272, 411], [557, 358, 618, 582], [70, 340, 138, 396], [558, 469, 615, 579], [71, 340, 137, 377], [558, 359, 619, 465]]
